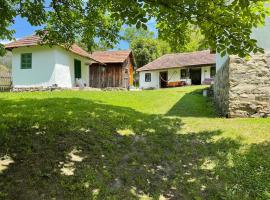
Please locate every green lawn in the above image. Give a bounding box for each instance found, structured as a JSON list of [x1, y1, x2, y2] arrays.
[[1, 86, 270, 199]]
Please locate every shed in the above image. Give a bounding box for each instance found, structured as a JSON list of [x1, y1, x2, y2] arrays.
[[89, 50, 135, 88]]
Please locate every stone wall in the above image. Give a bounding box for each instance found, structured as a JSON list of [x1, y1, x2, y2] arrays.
[[214, 53, 270, 118]]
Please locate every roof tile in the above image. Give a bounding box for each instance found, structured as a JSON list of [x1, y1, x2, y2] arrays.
[[90, 50, 132, 63], [137, 50, 216, 72], [4, 35, 96, 61]]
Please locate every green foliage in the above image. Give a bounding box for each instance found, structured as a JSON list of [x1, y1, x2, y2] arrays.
[[122, 27, 173, 68], [130, 37, 160, 68], [92, 40, 114, 51], [121, 27, 155, 43], [77, 39, 113, 52], [179, 28, 209, 52], [1, 0, 269, 57], [123, 26, 207, 68], [0, 65, 10, 73], [0, 51, 12, 69]]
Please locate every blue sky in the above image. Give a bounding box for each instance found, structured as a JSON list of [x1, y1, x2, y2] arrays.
[[3, 15, 157, 50]]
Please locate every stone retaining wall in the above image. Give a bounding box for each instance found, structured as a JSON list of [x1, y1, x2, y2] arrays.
[[214, 53, 270, 118]]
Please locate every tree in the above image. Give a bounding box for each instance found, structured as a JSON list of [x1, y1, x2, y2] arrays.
[[0, 51, 12, 69], [122, 27, 172, 68], [130, 38, 159, 68], [172, 26, 209, 52], [1, 0, 269, 57], [123, 26, 208, 68], [121, 27, 155, 43], [77, 39, 113, 52]]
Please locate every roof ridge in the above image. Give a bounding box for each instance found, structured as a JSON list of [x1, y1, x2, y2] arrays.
[[137, 50, 216, 72], [139, 54, 170, 68], [163, 50, 211, 56], [4, 33, 106, 64], [92, 49, 131, 54]]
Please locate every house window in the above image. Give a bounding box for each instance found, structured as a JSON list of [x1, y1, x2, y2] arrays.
[[21, 53, 32, 69], [145, 73, 151, 82], [210, 66, 216, 78], [181, 69, 188, 79], [74, 59, 82, 79]]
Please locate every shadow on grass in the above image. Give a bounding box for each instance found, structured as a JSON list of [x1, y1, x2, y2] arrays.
[[0, 97, 269, 199], [166, 89, 216, 118]]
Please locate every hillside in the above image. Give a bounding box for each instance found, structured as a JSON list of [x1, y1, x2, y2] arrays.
[[0, 51, 12, 70], [0, 65, 10, 72]]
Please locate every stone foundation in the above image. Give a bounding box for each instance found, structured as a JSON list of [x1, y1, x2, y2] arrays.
[[12, 86, 63, 92], [214, 53, 270, 118], [11, 86, 128, 92]]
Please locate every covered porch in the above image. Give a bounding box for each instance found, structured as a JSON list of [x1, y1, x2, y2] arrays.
[[161, 65, 216, 88]]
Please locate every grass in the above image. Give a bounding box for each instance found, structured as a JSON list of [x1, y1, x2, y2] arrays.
[[0, 86, 270, 199]]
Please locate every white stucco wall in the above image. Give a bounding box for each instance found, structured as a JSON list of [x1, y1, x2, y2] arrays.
[[12, 46, 90, 88], [54, 47, 89, 87], [168, 68, 181, 83], [12, 46, 56, 87], [139, 66, 213, 89], [139, 71, 160, 88], [216, 16, 270, 71]]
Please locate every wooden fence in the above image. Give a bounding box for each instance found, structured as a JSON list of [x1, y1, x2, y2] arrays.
[[0, 71, 12, 92]]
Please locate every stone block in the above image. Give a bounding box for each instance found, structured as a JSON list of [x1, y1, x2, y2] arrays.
[[215, 52, 270, 118]]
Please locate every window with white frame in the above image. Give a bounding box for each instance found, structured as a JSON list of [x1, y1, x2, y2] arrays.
[[210, 66, 216, 78], [145, 73, 151, 82]]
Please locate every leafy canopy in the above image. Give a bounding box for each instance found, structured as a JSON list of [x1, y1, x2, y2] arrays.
[[122, 27, 170, 68], [123, 26, 208, 68], [1, 0, 270, 57]]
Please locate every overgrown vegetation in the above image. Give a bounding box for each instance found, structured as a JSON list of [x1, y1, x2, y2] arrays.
[[1, 86, 270, 199], [122, 27, 208, 68], [0, 51, 12, 71], [1, 1, 269, 56]]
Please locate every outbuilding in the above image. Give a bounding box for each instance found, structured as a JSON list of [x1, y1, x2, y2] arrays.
[[137, 50, 216, 89], [4, 34, 135, 89], [89, 50, 135, 88]]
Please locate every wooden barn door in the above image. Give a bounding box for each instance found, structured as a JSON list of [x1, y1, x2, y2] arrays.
[[89, 64, 123, 88]]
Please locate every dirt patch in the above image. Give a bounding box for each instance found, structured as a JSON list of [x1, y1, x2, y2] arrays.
[[59, 148, 86, 176], [0, 155, 14, 173]]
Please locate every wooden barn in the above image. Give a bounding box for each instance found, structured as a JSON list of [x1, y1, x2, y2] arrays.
[[89, 50, 135, 88]]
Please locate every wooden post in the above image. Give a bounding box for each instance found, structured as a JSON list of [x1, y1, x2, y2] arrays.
[[98, 65, 101, 88]]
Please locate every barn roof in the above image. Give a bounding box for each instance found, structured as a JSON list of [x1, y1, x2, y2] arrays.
[[4, 35, 102, 63], [90, 50, 133, 64], [137, 50, 216, 72]]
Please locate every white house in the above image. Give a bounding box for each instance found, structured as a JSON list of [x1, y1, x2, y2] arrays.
[[137, 50, 216, 89], [5, 35, 136, 89], [4, 35, 102, 88]]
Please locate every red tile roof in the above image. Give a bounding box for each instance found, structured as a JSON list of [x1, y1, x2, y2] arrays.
[[4, 35, 101, 63], [90, 50, 132, 63], [5, 35, 42, 49], [137, 50, 216, 72]]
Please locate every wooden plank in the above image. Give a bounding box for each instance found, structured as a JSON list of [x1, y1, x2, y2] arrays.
[[89, 64, 126, 88]]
